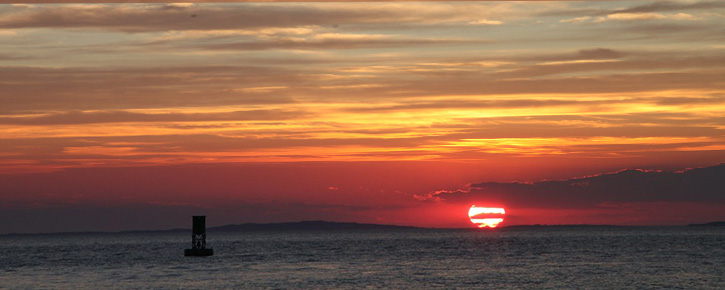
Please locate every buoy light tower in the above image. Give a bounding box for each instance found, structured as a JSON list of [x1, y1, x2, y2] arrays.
[[184, 215, 214, 256]]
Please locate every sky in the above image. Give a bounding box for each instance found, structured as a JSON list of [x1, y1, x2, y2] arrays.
[[1, 1, 724, 233]]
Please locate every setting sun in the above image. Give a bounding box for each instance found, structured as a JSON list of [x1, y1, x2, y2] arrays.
[[468, 205, 506, 228]]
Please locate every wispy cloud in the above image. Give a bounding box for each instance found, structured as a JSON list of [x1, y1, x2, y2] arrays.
[[468, 19, 503, 25], [0, 3, 523, 32], [0, 109, 310, 125], [563, 12, 699, 23], [0, 1, 723, 174]]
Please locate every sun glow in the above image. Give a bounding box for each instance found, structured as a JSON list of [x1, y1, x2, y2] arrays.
[[468, 205, 506, 228]]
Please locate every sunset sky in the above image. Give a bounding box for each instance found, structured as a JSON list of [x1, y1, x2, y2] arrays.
[[1, 1, 724, 233]]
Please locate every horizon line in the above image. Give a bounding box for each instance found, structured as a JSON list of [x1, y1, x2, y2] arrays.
[[3, 220, 722, 236]]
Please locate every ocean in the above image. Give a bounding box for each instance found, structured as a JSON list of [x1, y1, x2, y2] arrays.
[[1, 226, 723, 289]]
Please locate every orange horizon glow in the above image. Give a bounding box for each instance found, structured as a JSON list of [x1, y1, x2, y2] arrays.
[[468, 205, 506, 228]]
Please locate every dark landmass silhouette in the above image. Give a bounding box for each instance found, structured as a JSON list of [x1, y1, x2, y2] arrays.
[[209, 220, 421, 232], [688, 221, 725, 227]]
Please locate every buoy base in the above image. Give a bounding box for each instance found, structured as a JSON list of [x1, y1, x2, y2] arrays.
[[185, 248, 214, 256]]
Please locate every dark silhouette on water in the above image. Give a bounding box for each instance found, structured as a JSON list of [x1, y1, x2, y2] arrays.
[[184, 216, 213, 256]]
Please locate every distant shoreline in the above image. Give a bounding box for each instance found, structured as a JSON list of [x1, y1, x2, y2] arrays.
[[2, 220, 724, 237], [687, 221, 725, 227]]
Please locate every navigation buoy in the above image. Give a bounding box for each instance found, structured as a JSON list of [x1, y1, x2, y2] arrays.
[[184, 215, 214, 256]]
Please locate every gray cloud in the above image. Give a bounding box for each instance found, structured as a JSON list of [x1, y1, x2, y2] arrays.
[[0, 53, 34, 61], [4, 51, 721, 116], [608, 1, 725, 15], [370, 70, 725, 97], [517, 48, 626, 62], [576, 48, 623, 59], [0, 5, 338, 32], [540, 0, 725, 17], [427, 164, 725, 208], [0, 3, 503, 32], [0, 65, 299, 114], [621, 23, 724, 38], [200, 38, 480, 51], [0, 109, 310, 125], [498, 52, 725, 79]]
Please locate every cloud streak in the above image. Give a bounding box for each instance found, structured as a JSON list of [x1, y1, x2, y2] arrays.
[[0, 3, 520, 32], [0, 109, 310, 125], [426, 164, 725, 208]]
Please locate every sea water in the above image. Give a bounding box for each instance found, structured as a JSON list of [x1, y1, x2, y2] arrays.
[[1, 227, 723, 289]]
